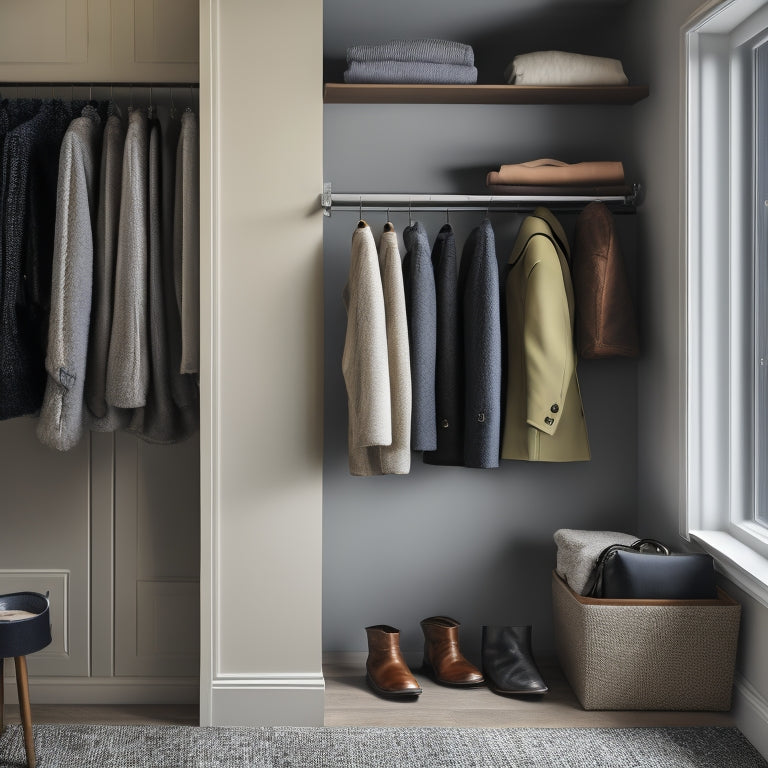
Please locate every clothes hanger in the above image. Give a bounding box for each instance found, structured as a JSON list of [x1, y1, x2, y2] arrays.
[[357, 197, 366, 228], [383, 207, 394, 232]]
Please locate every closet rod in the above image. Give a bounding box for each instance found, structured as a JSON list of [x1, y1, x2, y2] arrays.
[[0, 82, 199, 88], [320, 183, 640, 217]]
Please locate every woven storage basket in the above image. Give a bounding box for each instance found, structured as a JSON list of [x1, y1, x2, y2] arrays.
[[551, 571, 741, 710]]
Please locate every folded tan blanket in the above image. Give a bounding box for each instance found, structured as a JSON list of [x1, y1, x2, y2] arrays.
[[505, 51, 628, 86], [486, 158, 624, 187]]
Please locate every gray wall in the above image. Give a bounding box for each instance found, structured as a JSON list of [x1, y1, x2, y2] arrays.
[[626, 0, 768, 757], [322, 0, 640, 661]]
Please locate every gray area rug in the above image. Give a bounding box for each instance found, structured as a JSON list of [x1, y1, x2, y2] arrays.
[[0, 724, 765, 768]]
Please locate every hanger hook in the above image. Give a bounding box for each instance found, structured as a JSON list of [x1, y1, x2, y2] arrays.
[[359, 196, 363, 222], [408, 198, 413, 227], [446, 207, 450, 225]]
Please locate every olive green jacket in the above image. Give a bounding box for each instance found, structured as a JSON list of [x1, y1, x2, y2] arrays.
[[501, 207, 590, 462]]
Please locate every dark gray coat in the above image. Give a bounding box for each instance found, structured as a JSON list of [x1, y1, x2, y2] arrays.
[[424, 224, 463, 466], [458, 219, 502, 468], [403, 221, 437, 452], [0, 100, 83, 420]]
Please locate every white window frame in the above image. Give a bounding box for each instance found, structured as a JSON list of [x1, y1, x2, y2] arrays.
[[683, 0, 768, 608]]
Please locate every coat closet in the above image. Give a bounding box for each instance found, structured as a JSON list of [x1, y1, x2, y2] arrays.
[[0, 2, 200, 705], [321, 0, 644, 671]]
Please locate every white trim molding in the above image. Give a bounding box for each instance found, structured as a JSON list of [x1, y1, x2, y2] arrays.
[[209, 675, 325, 727], [734, 673, 768, 759], [0, 677, 199, 706], [682, 0, 768, 610]]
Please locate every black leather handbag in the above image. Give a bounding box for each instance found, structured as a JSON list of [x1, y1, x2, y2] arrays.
[[585, 539, 718, 600]]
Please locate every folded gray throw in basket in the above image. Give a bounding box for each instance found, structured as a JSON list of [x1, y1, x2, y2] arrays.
[[554, 528, 637, 595], [346, 39, 474, 66], [344, 61, 478, 84]]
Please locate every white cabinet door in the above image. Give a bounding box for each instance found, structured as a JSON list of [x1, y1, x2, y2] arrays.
[[0, 0, 198, 83], [114, 431, 200, 677], [111, 0, 199, 83], [0, 418, 90, 677]]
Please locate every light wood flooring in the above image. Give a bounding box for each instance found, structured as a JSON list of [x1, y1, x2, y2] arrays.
[[0, 654, 735, 728]]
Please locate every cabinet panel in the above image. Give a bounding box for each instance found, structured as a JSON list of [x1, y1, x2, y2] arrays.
[[0, 570, 68, 670], [134, 0, 199, 64], [0, 0, 86, 64], [0, 0, 197, 83], [111, 0, 199, 82], [115, 432, 200, 677], [0, 419, 90, 677]]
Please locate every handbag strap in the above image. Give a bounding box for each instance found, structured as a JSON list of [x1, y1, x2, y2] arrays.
[[631, 538, 670, 555], [583, 538, 670, 596]]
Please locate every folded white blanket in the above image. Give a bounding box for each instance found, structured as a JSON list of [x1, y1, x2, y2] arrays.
[[347, 39, 474, 67], [505, 51, 628, 86]]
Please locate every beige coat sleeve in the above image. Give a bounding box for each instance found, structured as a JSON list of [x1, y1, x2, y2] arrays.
[[523, 241, 574, 436], [342, 225, 392, 455]]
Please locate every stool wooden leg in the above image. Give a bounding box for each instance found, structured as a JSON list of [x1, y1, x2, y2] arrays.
[[0, 657, 4, 733], [14, 656, 35, 768]]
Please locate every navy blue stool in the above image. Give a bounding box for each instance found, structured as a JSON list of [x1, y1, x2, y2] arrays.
[[0, 592, 52, 768]]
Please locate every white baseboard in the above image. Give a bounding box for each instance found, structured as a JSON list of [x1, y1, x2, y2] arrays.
[[205, 674, 325, 726], [1, 676, 199, 705], [733, 674, 768, 760]]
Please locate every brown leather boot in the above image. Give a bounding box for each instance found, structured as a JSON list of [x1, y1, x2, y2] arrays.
[[420, 615, 485, 687], [365, 625, 422, 698]]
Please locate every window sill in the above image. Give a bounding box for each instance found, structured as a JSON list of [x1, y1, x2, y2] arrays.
[[690, 529, 768, 609]]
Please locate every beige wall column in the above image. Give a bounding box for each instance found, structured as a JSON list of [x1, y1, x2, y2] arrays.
[[199, 0, 324, 726]]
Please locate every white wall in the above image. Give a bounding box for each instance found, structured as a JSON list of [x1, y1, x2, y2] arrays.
[[199, 0, 325, 726], [627, 0, 768, 757]]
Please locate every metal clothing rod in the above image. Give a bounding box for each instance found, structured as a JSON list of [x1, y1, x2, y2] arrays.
[[320, 183, 640, 217], [0, 82, 199, 88]]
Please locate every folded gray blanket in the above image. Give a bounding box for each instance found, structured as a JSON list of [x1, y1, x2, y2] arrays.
[[344, 61, 478, 85], [347, 39, 474, 67], [554, 528, 638, 595]]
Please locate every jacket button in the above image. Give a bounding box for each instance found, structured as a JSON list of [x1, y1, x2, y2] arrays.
[[545, 417, 554, 426], [550, 404, 559, 413], [477, 412, 485, 423], [441, 419, 449, 429]]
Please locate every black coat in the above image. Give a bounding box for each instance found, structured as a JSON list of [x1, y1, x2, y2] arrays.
[[0, 100, 84, 420], [424, 224, 463, 466], [458, 219, 502, 469]]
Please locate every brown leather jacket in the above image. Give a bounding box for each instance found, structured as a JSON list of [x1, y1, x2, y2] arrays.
[[572, 201, 639, 359]]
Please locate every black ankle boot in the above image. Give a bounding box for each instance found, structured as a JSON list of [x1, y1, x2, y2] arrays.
[[481, 625, 548, 695]]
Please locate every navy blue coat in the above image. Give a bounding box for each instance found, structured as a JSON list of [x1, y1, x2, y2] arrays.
[[403, 221, 437, 452], [458, 219, 502, 468]]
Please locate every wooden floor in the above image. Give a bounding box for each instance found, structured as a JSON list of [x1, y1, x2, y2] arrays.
[[323, 653, 736, 728], [0, 655, 736, 728]]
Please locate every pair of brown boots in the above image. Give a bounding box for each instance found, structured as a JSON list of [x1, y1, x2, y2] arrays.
[[365, 616, 484, 698]]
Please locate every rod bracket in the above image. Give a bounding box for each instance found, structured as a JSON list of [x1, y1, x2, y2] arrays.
[[321, 182, 333, 217]]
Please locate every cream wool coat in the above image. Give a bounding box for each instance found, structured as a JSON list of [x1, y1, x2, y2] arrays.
[[342, 222, 392, 476], [375, 226, 411, 474], [501, 207, 590, 462]]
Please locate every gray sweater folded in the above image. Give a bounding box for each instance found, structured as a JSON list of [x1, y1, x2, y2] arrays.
[[346, 39, 474, 67], [344, 61, 478, 85]]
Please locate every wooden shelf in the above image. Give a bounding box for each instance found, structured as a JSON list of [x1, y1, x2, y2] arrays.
[[324, 83, 649, 105]]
